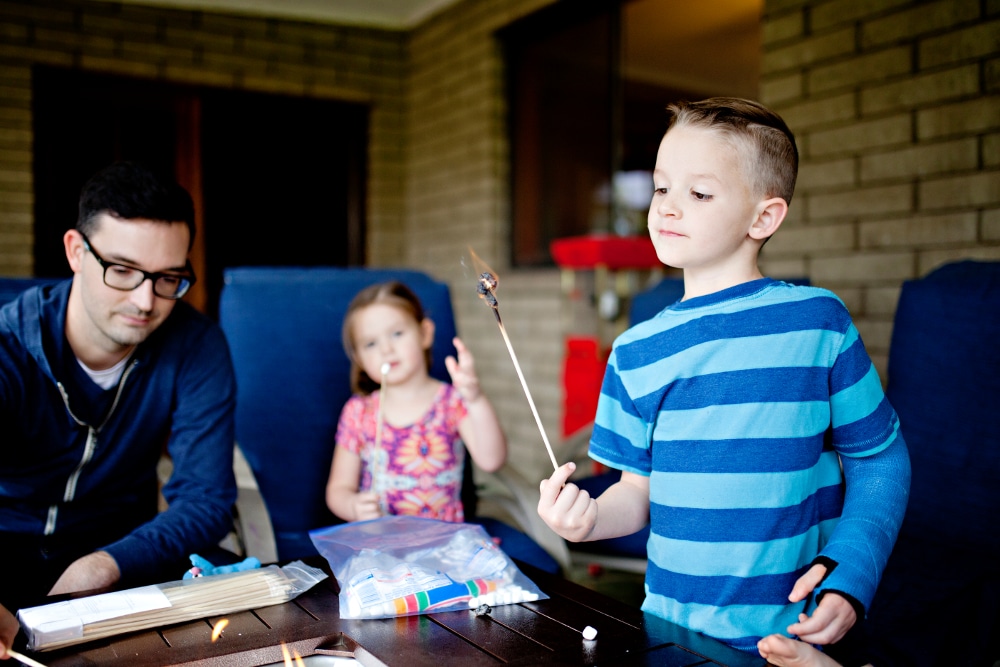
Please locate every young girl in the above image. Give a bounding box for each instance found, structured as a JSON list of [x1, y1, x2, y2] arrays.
[[326, 280, 507, 523]]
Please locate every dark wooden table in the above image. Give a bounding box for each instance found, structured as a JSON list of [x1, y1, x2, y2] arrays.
[[22, 560, 765, 667]]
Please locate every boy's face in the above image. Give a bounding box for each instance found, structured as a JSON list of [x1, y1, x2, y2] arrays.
[[647, 124, 763, 278]]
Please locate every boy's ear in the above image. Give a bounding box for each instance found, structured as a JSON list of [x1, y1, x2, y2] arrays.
[[749, 197, 788, 241], [421, 318, 436, 349]]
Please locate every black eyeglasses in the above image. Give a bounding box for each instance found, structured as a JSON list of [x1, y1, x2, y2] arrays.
[[79, 232, 196, 300]]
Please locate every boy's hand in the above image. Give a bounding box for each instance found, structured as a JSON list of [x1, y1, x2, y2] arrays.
[[786, 564, 857, 644], [353, 491, 382, 521], [445, 337, 482, 403], [0, 602, 17, 659], [537, 462, 597, 542]]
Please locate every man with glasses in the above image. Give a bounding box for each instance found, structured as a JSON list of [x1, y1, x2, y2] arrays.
[[0, 162, 237, 614]]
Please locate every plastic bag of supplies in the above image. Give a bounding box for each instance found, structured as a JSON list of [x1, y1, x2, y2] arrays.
[[310, 516, 547, 619]]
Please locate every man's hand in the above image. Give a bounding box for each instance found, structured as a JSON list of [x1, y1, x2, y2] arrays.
[[786, 563, 857, 645], [48, 551, 121, 596], [0, 602, 18, 659], [537, 462, 597, 542]]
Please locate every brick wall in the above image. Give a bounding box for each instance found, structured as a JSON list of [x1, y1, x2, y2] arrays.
[[0, 0, 408, 275], [1, 0, 998, 480], [404, 0, 565, 476], [758, 0, 1000, 378]]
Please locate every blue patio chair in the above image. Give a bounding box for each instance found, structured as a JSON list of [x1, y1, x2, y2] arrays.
[[218, 266, 561, 574], [0, 276, 61, 305], [842, 260, 1000, 666]]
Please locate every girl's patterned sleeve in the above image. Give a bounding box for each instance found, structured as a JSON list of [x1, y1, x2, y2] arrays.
[[335, 395, 366, 455]]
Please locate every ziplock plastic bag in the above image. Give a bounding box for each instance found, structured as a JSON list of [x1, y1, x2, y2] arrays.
[[310, 516, 548, 619]]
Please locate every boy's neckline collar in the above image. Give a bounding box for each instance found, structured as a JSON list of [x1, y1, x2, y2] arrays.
[[670, 277, 776, 310]]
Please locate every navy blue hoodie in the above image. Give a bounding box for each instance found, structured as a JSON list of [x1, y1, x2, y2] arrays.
[[0, 280, 237, 583]]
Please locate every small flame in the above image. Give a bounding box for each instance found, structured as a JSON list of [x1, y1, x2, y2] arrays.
[[280, 642, 306, 666], [467, 247, 499, 311], [211, 618, 228, 642]]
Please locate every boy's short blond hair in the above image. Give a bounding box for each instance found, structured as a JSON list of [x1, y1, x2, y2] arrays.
[[666, 97, 798, 205]]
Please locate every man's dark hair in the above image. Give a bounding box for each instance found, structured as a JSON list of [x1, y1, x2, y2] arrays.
[[77, 161, 196, 248]]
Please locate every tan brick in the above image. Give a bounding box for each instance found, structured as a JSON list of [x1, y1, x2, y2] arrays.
[[762, 27, 856, 74], [798, 157, 856, 191], [78, 55, 159, 79], [780, 93, 856, 131], [812, 251, 914, 283], [758, 256, 809, 278], [81, 13, 162, 41], [0, 209, 30, 228], [918, 97, 1000, 139], [918, 246, 1000, 274], [0, 44, 74, 67], [831, 286, 863, 314], [811, 0, 912, 31], [767, 221, 856, 255], [761, 72, 804, 103], [862, 0, 980, 48], [989, 57, 1000, 93], [0, 126, 30, 149], [855, 317, 894, 356], [0, 64, 31, 85], [0, 21, 27, 42], [0, 84, 30, 104], [870, 353, 888, 387], [762, 10, 804, 45], [859, 212, 978, 248], [860, 138, 978, 181], [861, 65, 980, 115], [0, 2, 74, 24], [34, 27, 117, 53], [162, 65, 236, 88], [866, 285, 902, 316], [983, 207, 1000, 240], [920, 19, 1000, 68], [919, 171, 1000, 210], [810, 183, 913, 220], [809, 47, 912, 94], [0, 190, 31, 207], [809, 114, 912, 156]]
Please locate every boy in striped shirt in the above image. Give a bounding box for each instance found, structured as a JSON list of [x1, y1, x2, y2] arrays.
[[538, 98, 909, 666]]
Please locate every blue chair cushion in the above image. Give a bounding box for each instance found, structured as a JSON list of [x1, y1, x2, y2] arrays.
[[220, 267, 458, 561], [885, 260, 1000, 549]]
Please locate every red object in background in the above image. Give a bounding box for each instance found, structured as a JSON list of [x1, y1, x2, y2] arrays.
[[550, 234, 661, 270], [562, 336, 608, 439]]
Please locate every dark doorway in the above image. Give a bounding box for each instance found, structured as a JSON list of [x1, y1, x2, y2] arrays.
[[31, 67, 367, 317]]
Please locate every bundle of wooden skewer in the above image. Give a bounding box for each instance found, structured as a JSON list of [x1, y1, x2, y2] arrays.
[[20, 561, 325, 652]]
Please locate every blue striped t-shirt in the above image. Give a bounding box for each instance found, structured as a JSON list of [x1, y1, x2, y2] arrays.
[[589, 278, 902, 654]]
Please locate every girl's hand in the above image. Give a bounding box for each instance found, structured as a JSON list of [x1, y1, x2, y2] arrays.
[[445, 337, 482, 403], [353, 491, 382, 521]]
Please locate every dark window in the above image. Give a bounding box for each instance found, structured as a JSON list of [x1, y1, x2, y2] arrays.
[[500, 0, 759, 267], [32, 67, 367, 317]]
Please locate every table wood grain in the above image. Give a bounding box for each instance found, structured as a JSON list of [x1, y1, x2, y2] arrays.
[[22, 560, 765, 667]]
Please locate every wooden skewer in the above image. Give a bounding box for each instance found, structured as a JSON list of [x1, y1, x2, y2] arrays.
[[476, 273, 558, 471], [6, 649, 48, 667], [372, 362, 390, 513], [494, 317, 558, 471], [29, 569, 294, 652]]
